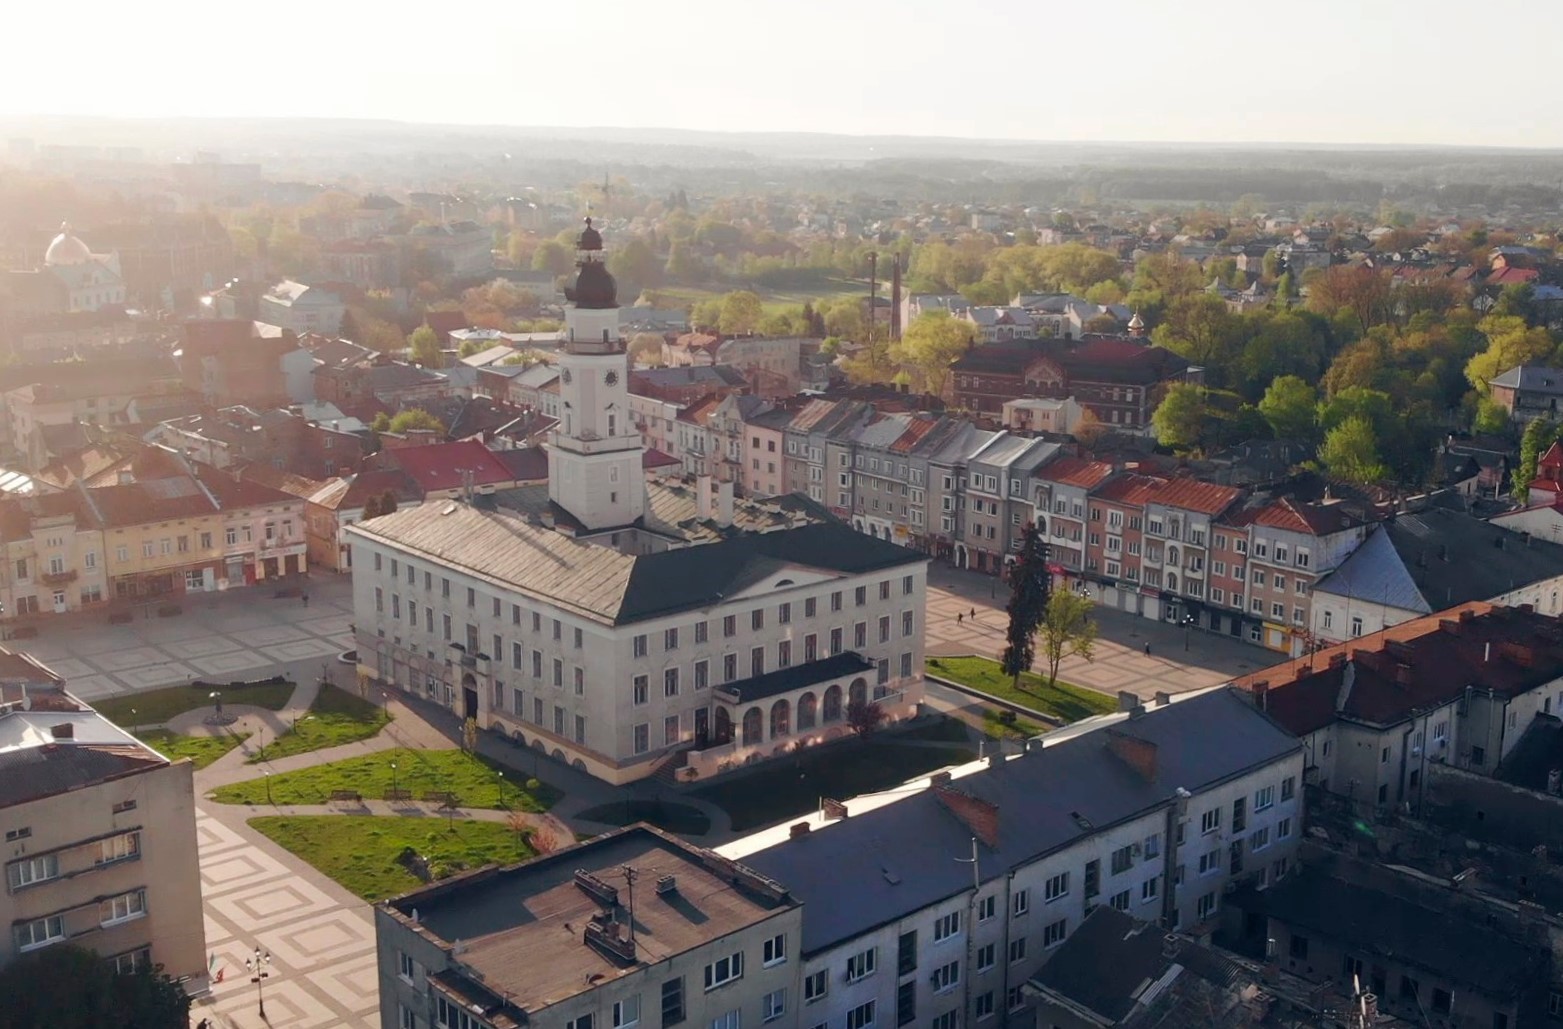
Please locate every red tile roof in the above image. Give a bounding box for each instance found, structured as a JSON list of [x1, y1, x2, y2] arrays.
[[1149, 477, 1243, 516], [1488, 267, 1540, 285], [383, 440, 516, 492], [1093, 473, 1165, 506], [1231, 603, 1563, 735], [1241, 497, 1365, 536], [643, 448, 682, 470], [1037, 457, 1115, 490]]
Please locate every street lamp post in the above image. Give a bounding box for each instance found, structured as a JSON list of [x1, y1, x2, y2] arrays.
[[245, 947, 272, 1018], [497, 770, 506, 809], [391, 760, 398, 797], [1182, 614, 1196, 652], [264, 770, 272, 806], [209, 691, 222, 717]]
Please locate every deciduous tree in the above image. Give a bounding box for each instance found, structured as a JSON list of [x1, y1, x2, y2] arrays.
[[1257, 375, 1319, 442], [408, 325, 443, 368], [846, 699, 886, 738], [531, 240, 574, 277], [1318, 415, 1387, 484], [1037, 590, 1098, 689], [388, 408, 445, 434], [0, 944, 191, 1029], [1151, 382, 1208, 452], [1464, 315, 1556, 395], [891, 310, 975, 396], [718, 291, 764, 336]]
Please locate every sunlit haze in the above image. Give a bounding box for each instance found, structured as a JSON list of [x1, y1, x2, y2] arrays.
[[6, 0, 1563, 146]]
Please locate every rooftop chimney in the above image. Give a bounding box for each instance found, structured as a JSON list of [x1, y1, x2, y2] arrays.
[[1117, 690, 1140, 712], [933, 785, 999, 848], [1105, 729, 1158, 781], [1252, 681, 1270, 710], [50, 722, 74, 740], [789, 822, 812, 839]]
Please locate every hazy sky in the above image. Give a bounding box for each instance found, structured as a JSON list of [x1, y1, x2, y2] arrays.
[[5, 0, 1561, 147]]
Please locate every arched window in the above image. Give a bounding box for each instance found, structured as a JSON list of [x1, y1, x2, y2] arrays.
[[822, 684, 843, 722], [742, 707, 763, 746], [797, 692, 818, 730], [849, 678, 868, 709], [770, 699, 791, 738]]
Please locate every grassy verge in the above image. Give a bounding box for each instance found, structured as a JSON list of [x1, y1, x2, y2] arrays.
[[214, 747, 561, 812], [136, 729, 251, 770], [926, 656, 1116, 723], [249, 685, 388, 762], [249, 815, 534, 901], [980, 709, 1049, 741], [96, 683, 294, 726], [692, 718, 977, 832]]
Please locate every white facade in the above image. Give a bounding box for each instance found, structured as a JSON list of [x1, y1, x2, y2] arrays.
[[349, 521, 927, 785]]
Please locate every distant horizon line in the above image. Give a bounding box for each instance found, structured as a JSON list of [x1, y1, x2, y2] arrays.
[[2, 113, 1562, 154]]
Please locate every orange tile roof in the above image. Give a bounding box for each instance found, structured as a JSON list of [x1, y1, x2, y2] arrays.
[[1037, 457, 1115, 489], [1148, 477, 1243, 516], [1093, 473, 1165, 506]]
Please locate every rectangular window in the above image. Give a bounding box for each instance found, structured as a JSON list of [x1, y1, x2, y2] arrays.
[[703, 952, 744, 991], [1043, 872, 1068, 902], [1008, 937, 1027, 963], [1111, 845, 1133, 875], [978, 894, 996, 921], [14, 915, 64, 952], [763, 934, 787, 967], [897, 981, 917, 1028], [1199, 849, 1221, 875], [930, 960, 960, 993], [975, 943, 995, 972], [845, 948, 877, 982], [664, 627, 679, 651], [846, 1001, 876, 1029], [661, 977, 685, 1026], [722, 615, 736, 637], [1281, 775, 1296, 801], [100, 889, 147, 926], [1084, 859, 1100, 898], [6, 853, 59, 889], [1197, 892, 1217, 920], [1251, 827, 1271, 851], [1255, 785, 1276, 811], [99, 831, 140, 865], [1142, 876, 1159, 903], [1043, 917, 1068, 948], [762, 989, 785, 1023], [1012, 888, 1031, 916], [1278, 817, 1293, 840], [612, 996, 640, 1028], [933, 911, 961, 941], [1201, 808, 1221, 835], [1109, 889, 1131, 912], [664, 668, 679, 697], [804, 970, 827, 1003], [633, 723, 649, 755]]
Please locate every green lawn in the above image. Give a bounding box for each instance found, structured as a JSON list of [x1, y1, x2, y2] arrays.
[[692, 719, 978, 832], [213, 747, 561, 812], [135, 729, 251, 770], [96, 682, 295, 727], [650, 279, 863, 316], [980, 708, 1049, 742], [249, 815, 534, 901], [248, 685, 388, 762], [926, 656, 1116, 723]]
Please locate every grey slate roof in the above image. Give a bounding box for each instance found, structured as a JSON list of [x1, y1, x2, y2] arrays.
[[742, 689, 1299, 955], [351, 503, 923, 627], [1489, 364, 1563, 395], [1313, 508, 1563, 613]]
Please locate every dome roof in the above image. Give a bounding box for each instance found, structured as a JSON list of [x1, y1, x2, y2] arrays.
[[566, 260, 618, 310], [44, 223, 91, 267], [577, 216, 603, 252]]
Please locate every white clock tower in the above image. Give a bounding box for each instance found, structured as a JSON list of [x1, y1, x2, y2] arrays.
[[548, 218, 645, 530]]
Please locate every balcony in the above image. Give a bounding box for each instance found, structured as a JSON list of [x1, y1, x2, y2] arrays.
[[40, 569, 78, 586]]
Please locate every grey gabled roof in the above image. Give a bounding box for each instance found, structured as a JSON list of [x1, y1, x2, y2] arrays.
[[350, 504, 923, 626], [1489, 364, 1563, 395], [1314, 509, 1563, 614], [742, 689, 1299, 956]]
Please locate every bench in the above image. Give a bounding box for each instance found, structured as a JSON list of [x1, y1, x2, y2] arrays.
[[383, 789, 413, 802], [328, 790, 363, 803], [421, 791, 459, 807]]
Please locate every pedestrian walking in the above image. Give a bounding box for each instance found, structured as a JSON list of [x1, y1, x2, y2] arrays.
[[302, 591, 309, 608], [957, 612, 963, 624], [1144, 642, 1151, 656], [969, 607, 976, 620]]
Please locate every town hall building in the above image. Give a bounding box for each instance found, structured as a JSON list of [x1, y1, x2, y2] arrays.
[[348, 222, 928, 784]]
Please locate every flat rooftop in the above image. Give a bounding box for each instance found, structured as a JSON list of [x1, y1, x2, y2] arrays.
[[386, 826, 794, 1017]]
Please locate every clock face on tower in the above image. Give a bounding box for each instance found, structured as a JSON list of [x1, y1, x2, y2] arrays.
[[604, 370, 618, 386], [561, 369, 572, 384]]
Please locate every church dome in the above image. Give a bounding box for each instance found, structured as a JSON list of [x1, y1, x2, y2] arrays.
[[44, 223, 92, 267], [577, 216, 603, 252]]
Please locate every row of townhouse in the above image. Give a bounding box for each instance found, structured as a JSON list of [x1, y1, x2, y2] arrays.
[[0, 456, 306, 619], [1033, 459, 1374, 655], [641, 392, 1383, 655], [373, 686, 1304, 1029]]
